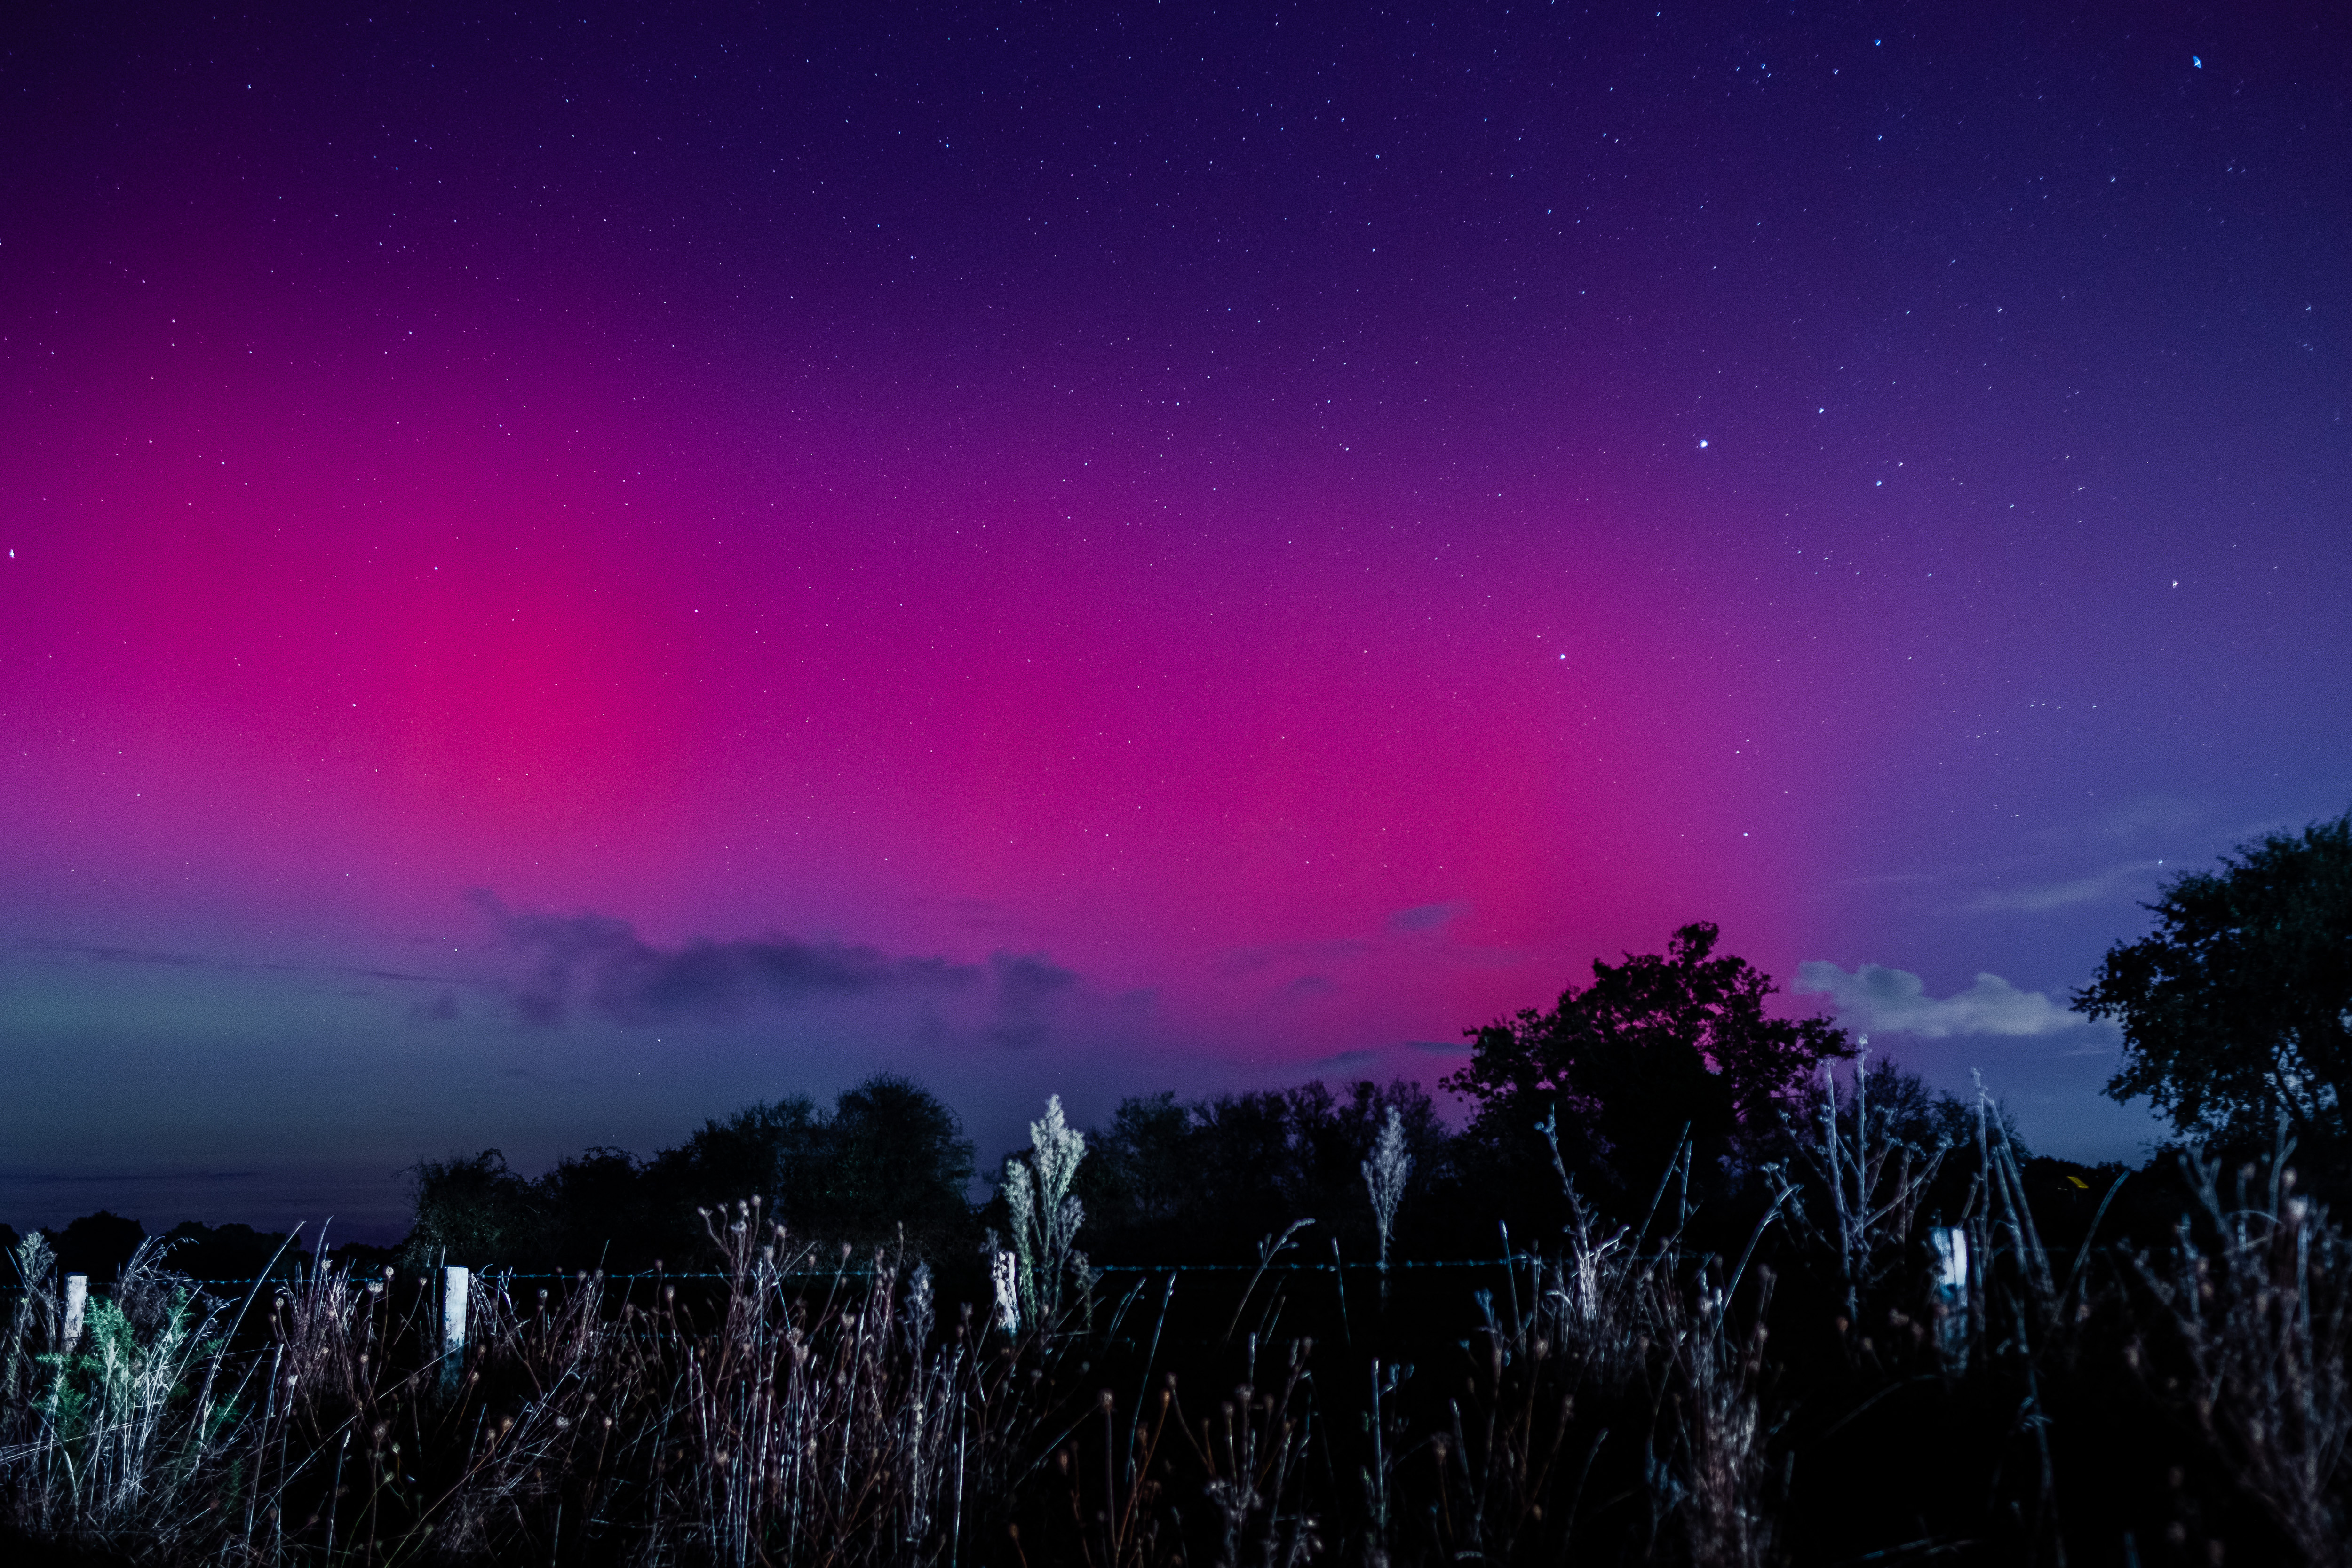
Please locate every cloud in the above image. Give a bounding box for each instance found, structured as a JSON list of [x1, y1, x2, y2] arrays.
[[984, 952, 1079, 1048], [473, 895, 1088, 1049], [1793, 961, 2102, 1039], [1965, 860, 2163, 913], [16, 938, 452, 986], [474, 893, 983, 1027], [1386, 901, 1470, 936], [19, 939, 210, 968], [2095, 796, 2199, 843], [1217, 937, 1373, 977], [1306, 1039, 1469, 1074]]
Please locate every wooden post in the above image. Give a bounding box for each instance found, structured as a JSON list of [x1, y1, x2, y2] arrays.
[[440, 1265, 469, 1391], [62, 1274, 87, 1349]]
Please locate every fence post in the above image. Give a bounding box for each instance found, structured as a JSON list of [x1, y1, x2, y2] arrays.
[[1930, 1226, 1970, 1370], [62, 1274, 88, 1350], [440, 1265, 470, 1392]]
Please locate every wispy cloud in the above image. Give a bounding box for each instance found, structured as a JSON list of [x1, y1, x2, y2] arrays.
[[16, 937, 454, 987], [1217, 937, 1374, 978], [1306, 1039, 1467, 1074], [1794, 961, 2104, 1039], [1386, 901, 1470, 936], [1965, 860, 2165, 913], [983, 952, 1079, 1048]]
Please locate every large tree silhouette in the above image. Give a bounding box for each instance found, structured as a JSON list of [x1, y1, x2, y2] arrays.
[[2077, 812, 2352, 1146], [1446, 922, 1852, 1211]]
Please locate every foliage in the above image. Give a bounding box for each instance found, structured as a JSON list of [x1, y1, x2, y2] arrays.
[[400, 1072, 977, 1271], [826, 1071, 979, 1243], [651, 1094, 832, 1230], [649, 1071, 976, 1256], [2, 1081, 2341, 1565], [43, 1211, 146, 1285], [1077, 1077, 1452, 1261], [400, 1147, 544, 1270], [1445, 922, 1854, 1212], [2077, 811, 2352, 1145], [155, 1220, 309, 1282]]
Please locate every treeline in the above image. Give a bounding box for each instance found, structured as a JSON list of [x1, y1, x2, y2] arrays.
[[5, 919, 2198, 1289], [398, 1057, 2149, 1274], [395, 922, 2084, 1278], [401, 1072, 976, 1273], [0, 1215, 316, 1291], [388, 815, 2352, 1284]]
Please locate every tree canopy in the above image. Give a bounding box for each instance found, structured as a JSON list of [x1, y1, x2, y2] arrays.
[[404, 1072, 976, 1270], [1444, 922, 1853, 1209], [1073, 1078, 1452, 1262], [2076, 812, 2352, 1145]]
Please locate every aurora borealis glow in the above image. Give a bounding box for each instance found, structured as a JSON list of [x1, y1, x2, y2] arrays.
[[3, 2, 2345, 1234]]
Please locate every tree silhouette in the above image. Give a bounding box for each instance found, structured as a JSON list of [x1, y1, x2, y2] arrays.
[[157, 1221, 309, 1282], [402, 1073, 984, 1270], [1446, 922, 1852, 1213], [47, 1210, 149, 1282], [2077, 812, 2352, 1146], [822, 1072, 975, 1247], [1074, 1078, 1450, 1261], [401, 1151, 542, 1270]]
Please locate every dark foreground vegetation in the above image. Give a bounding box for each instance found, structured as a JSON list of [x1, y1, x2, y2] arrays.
[[1, 815, 2346, 1566]]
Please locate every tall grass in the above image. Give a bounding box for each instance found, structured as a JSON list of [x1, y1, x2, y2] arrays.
[[6, 1089, 2351, 1564], [0, 1127, 1090, 1566], [2126, 1143, 2352, 1568], [2, 1234, 255, 1546]]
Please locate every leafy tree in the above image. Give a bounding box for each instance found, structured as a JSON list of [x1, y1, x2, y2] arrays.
[[640, 1073, 977, 1258], [1080, 1091, 1195, 1234], [1074, 1078, 1450, 1261], [1445, 922, 1853, 1212], [156, 1221, 309, 1282], [540, 1147, 659, 1271], [400, 1150, 544, 1270], [46, 1210, 147, 1282], [399, 1074, 981, 1271], [2076, 812, 2352, 1145], [823, 1072, 975, 1247], [650, 1095, 831, 1233]]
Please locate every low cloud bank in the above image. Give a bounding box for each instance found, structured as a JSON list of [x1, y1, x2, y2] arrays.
[[473, 894, 1078, 1048], [1794, 960, 2102, 1039]]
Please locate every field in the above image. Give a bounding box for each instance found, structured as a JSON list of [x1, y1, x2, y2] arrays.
[[4, 1083, 2348, 1567]]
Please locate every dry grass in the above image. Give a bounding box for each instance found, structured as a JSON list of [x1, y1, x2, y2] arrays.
[[2126, 1145, 2352, 1568], [6, 1101, 2349, 1565]]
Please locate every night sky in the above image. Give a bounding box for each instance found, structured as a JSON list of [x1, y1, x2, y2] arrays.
[[3, 2, 2345, 1238]]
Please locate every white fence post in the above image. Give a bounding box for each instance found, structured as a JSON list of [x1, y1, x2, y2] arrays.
[[440, 1265, 470, 1391], [62, 1274, 87, 1349], [1930, 1226, 1970, 1369]]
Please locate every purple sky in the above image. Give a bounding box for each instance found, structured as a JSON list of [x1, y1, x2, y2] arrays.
[[2, 1, 2346, 1237]]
